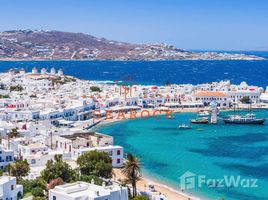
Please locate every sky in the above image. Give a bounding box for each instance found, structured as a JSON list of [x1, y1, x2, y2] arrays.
[[0, 0, 268, 50]]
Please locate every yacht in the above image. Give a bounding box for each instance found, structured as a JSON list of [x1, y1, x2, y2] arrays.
[[178, 124, 192, 129], [223, 103, 265, 125], [223, 113, 265, 125], [197, 110, 210, 117], [190, 117, 209, 124]]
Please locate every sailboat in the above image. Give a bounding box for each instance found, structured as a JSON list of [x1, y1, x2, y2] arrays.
[[223, 103, 265, 125]]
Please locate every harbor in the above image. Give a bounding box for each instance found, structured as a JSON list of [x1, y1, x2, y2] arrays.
[[0, 66, 268, 200], [97, 109, 268, 200]]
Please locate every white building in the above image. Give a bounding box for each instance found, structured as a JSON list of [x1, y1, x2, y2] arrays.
[[192, 91, 231, 108], [18, 143, 49, 158], [54, 132, 113, 153], [54, 132, 123, 167], [1, 137, 27, 156], [0, 145, 14, 170], [227, 90, 261, 103], [72, 145, 124, 168], [260, 93, 268, 103], [0, 176, 23, 200], [24, 150, 70, 167], [49, 181, 128, 200]]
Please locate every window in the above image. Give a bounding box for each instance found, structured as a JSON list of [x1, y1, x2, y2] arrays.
[[108, 151, 113, 156], [53, 196, 56, 200], [117, 150, 121, 155], [11, 185, 14, 190], [117, 159, 121, 164]]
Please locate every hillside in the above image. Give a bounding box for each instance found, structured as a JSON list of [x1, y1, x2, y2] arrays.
[[0, 30, 264, 60]]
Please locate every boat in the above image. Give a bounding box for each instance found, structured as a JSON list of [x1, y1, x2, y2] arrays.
[[178, 124, 192, 129], [223, 114, 265, 125], [190, 117, 209, 124], [168, 115, 175, 119], [197, 110, 210, 117], [223, 103, 265, 125]]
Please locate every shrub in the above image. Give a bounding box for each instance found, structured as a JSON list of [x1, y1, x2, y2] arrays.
[[31, 187, 44, 197], [90, 86, 101, 92]]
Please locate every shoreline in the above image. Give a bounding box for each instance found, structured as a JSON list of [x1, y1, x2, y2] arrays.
[[0, 56, 266, 62], [97, 107, 201, 127], [113, 168, 202, 200], [98, 108, 203, 200], [96, 106, 268, 200], [96, 106, 268, 127]]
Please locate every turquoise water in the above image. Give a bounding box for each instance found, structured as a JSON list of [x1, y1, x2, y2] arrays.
[[97, 110, 268, 200]]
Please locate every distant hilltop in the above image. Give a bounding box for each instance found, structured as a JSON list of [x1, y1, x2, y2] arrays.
[[0, 29, 265, 61]]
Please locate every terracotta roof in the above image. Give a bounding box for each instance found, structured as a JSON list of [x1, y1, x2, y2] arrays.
[[193, 91, 228, 97]]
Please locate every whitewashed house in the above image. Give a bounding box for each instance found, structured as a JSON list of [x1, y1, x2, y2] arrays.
[[49, 181, 128, 200], [0, 176, 23, 200], [0, 145, 14, 170], [192, 91, 231, 108], [72, 145, 124, 168], [18, 143, 49, 158], [54, 132, 123, 167]]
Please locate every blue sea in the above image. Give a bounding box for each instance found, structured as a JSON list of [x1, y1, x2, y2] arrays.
[[1, 51, 268, 200], [96, 111, 268, 200], [0, 51, 268, 87]]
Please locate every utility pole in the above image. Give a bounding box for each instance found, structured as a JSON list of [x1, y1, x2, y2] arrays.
[[50, 131, 53, 149]]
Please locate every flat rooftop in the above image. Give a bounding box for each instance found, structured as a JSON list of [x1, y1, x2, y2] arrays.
[[61, 131, 111, 140]]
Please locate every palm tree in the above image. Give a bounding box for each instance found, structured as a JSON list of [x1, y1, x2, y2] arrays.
[[122, 153, 141, 197]]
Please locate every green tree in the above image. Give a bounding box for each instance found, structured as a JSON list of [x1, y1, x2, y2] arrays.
[[33, 197, 46, 200], [41, 154, 78, 183], [240, 96, 251, 104], [131, 196, 149, 200], [31, 187, 44, 197], [79, 175, 102, 185], [76, 151, 113, 178], [20, 178, 46, 194], [122, 153, 142, 197], [90, 86, 101, 92], [10, 160, 30, 179], [0, 94, 9, 99]]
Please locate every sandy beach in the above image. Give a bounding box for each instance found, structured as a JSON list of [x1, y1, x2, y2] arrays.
[[97, 107, 201, 126], [113, 168, 200, 200]]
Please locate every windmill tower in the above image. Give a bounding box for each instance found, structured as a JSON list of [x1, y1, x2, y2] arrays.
[[50, 67, 56, 75], [32, 67, 38, 74]]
